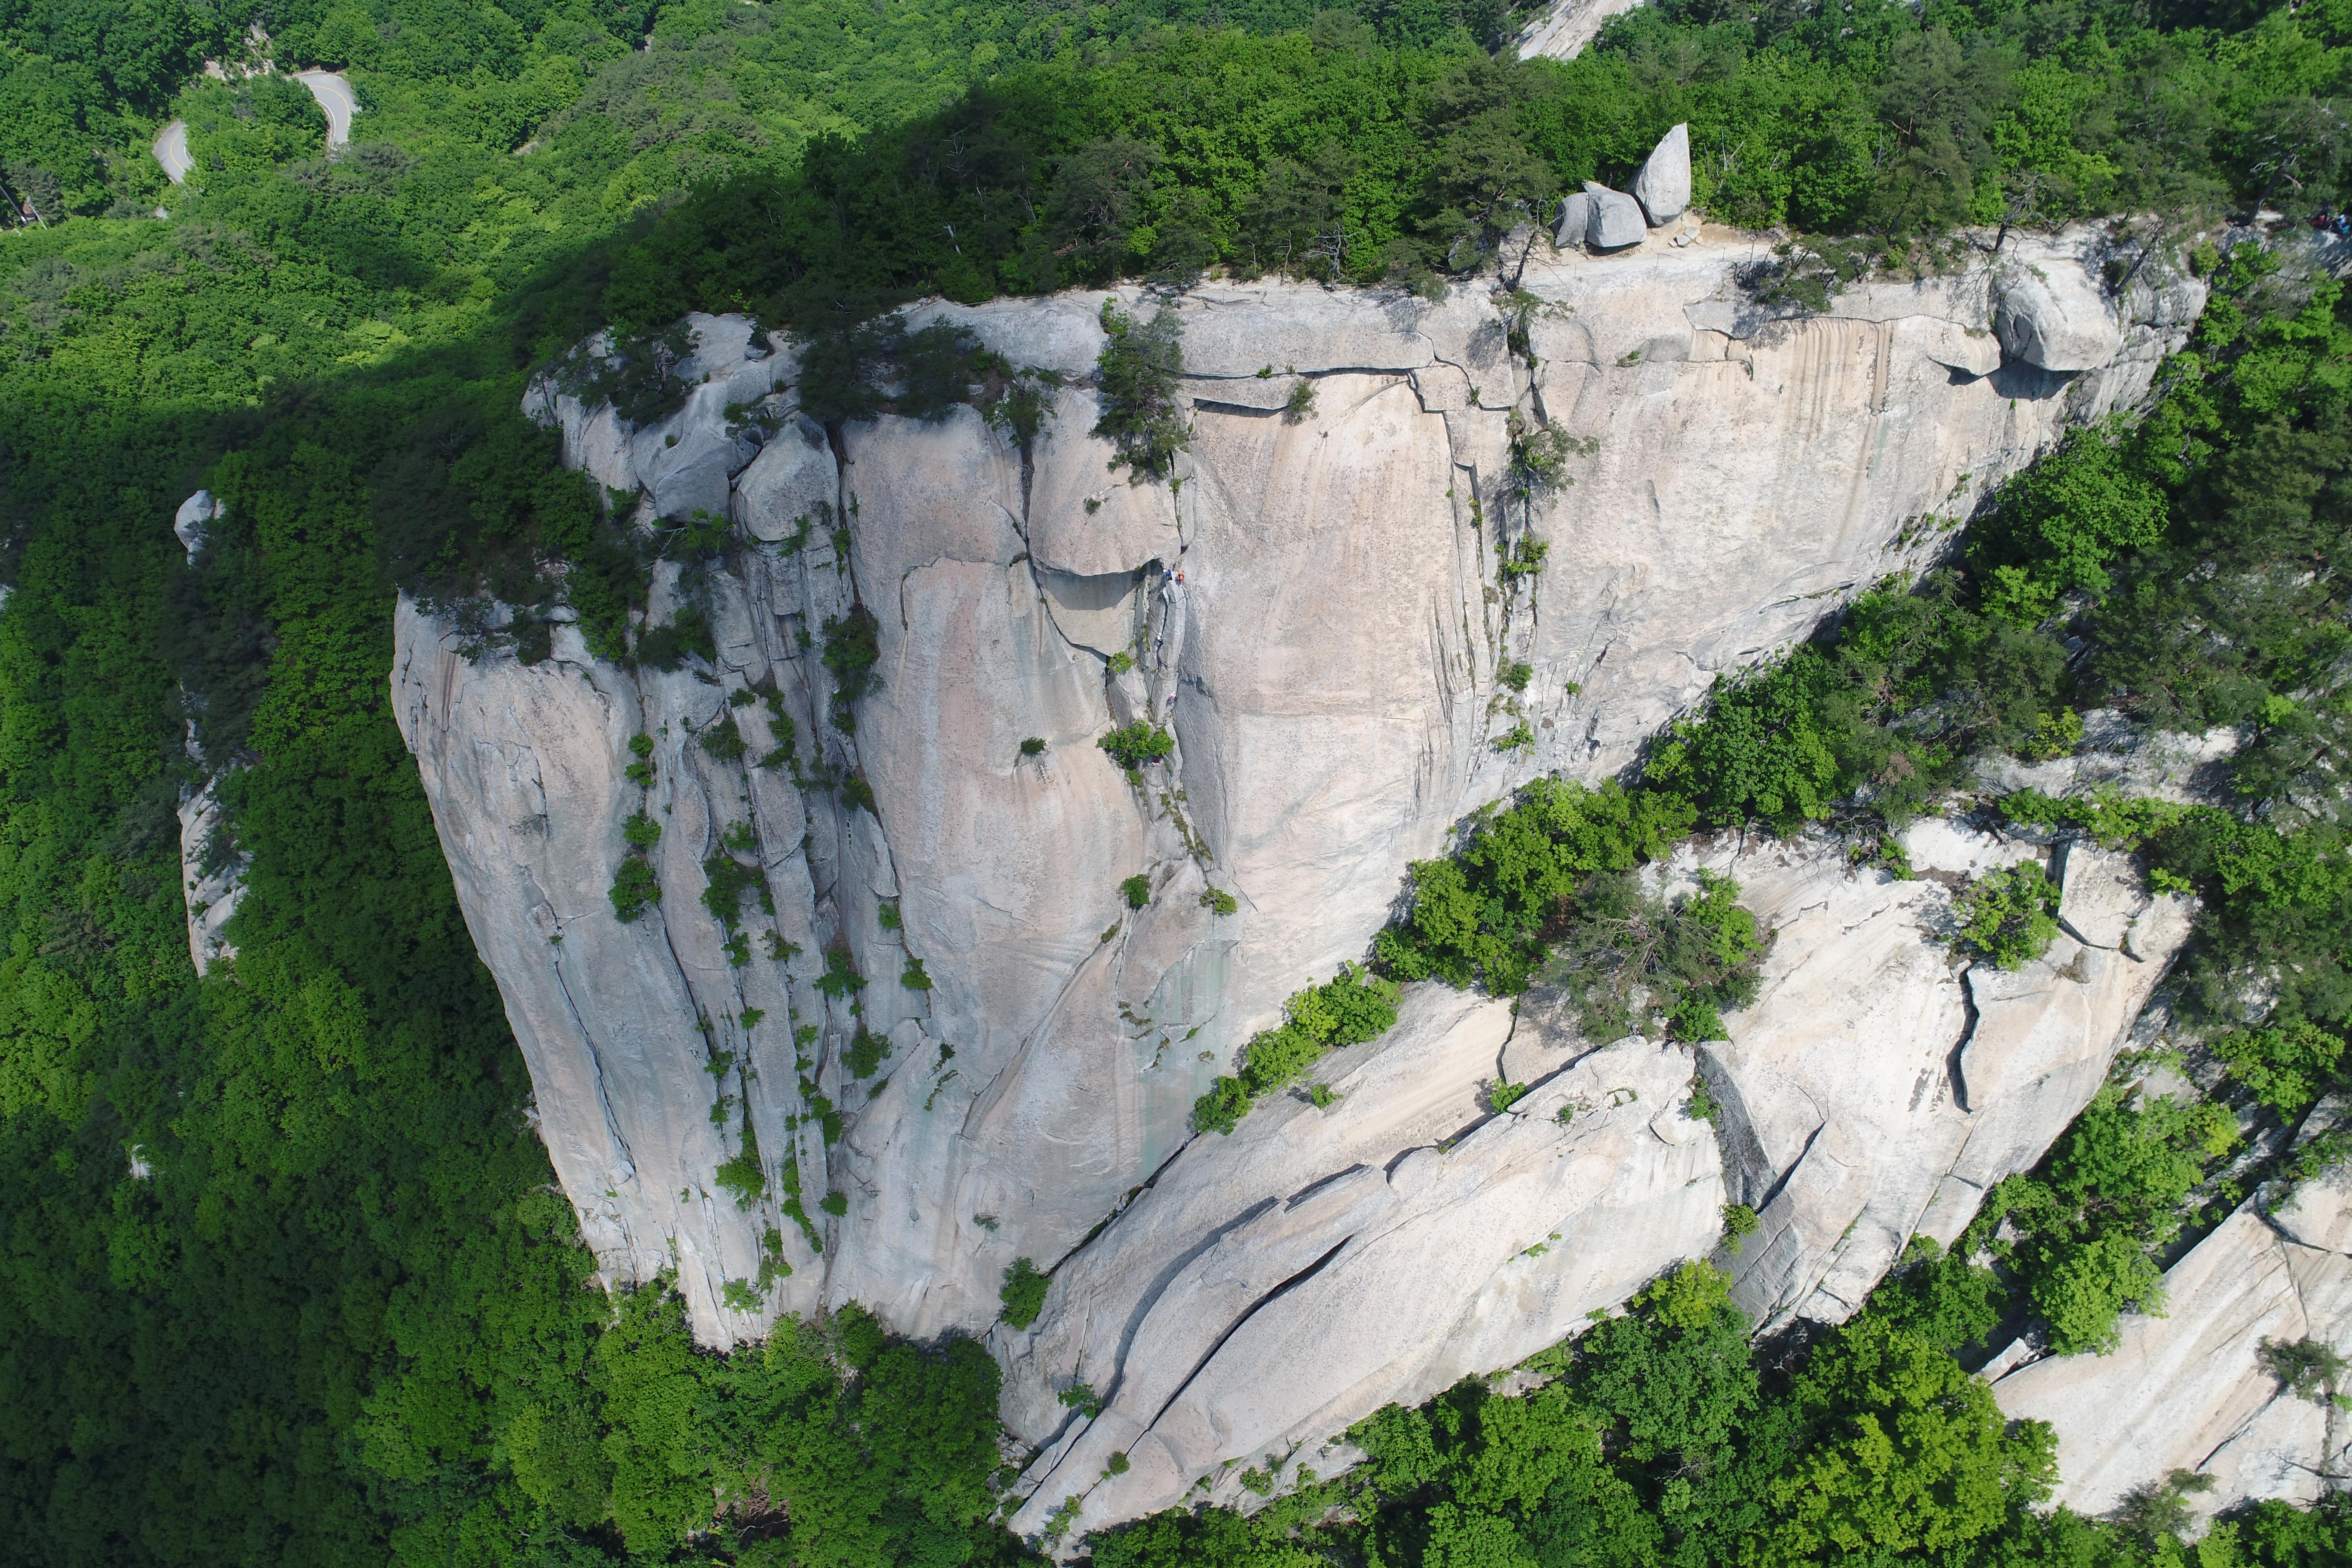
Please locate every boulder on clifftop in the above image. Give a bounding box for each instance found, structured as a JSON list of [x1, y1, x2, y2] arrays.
[[1582, 181, 1646, 248], [1995, 260, 2122, 371], [1554, 190, 1591, 248], [1633, 123, 1690, 225]]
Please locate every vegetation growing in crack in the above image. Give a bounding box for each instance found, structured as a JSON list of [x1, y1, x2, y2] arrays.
[[1001, 1258, 1051, 1329], [822, 603, 883, 726], [1951, 861, 2062, 970], [1192, 965, 1403, 1134], [1540, 869, 1766, 1044], [1099, 721, 1176, 770], [1094, 300, 1189, 481]]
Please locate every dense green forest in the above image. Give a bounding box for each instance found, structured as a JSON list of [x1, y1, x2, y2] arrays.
[[4, 0, 2352, 1562]]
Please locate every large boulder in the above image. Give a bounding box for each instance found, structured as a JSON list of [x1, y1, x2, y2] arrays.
[[1555, 191, 1592, 249], [1583, 181, 1647, 249], [173, 490, 221, 559], [1633, 123, 1690, 225], [1994, 260, 2122, 372]]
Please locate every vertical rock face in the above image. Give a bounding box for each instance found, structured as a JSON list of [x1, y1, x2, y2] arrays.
[[172, 489, 246, 979], [391, 232, 2202, 1517]]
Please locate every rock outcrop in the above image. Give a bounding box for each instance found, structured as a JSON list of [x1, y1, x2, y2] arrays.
[[999, 824, 2190, 1537], [389, 228, 2203, 1526], [1517, 0, 1650, 59], [1997, 257, 2125, 372], [176, 780, 243, 977], [172, 489, 247, 978], [1006, 992, 1721, 1534], [1992, 1110, 2352, 1520], [1684, 828, 2192, 1332], [173, 489, 222, 555]]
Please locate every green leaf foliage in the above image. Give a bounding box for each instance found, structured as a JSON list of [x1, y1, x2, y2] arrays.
[[1951, 861, 2062, 969], [1375, 779, 1696, 995], [1094, 299, 1189, 480], [1975, 1084, 2236, 1355], [10, 0, 2352, 1556], [1001, 1257, 1050, 1329], [1191, 963, 1402, 1133], [1099, 721, 1176, 770]]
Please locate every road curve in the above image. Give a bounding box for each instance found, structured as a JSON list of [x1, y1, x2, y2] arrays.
[[151, 69, 352, 184], [154, 120, 193, 184], [294, 70, 355, 149]]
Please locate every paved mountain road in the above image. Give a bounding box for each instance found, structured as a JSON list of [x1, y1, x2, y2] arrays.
[[153, 69, 354, 185]]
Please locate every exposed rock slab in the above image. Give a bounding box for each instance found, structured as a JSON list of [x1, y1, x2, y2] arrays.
[[1992, 1106, 2352, 1519], [1516, 0, 1651, 59], [1993, 1208, 2327, 1515], [1004, 990, 1722, 1537], [1676, 832, 2190, 1332], [1976, 707, 2243, 803]]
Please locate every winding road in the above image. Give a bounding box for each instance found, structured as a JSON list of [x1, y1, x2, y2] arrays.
[[152, 119, 193, 184], [293, 70, 356, 148], [153, 69, 354, 186]]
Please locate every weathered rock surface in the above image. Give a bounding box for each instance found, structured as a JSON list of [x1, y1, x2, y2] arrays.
[[1583, 181, 1648, 249], [1997, 256, 2124, 372], [1669, 828, 2192, 1332], [173, 488, 246, 977], [176, 779, 243, 977], [1004, 992, 1723, 1536], [390, 234, 2202, 1507], [1555, 191, 1592, 249], [1633, 124, 1690, 225], [1991, 1108, 2352, 1519], [1976, 707, 2243, 804], [1516, 0, 1651, 59]]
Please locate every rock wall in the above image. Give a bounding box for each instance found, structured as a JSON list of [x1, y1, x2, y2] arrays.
[[172, 490, 247, 978], [389, 229, 2205, 1524]]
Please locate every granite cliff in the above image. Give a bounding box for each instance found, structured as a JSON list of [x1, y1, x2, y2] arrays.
[[365, 224, 2230, 1534]]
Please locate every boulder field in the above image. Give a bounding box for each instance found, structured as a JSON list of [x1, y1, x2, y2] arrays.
[[357, 227, 2271, 1534]]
